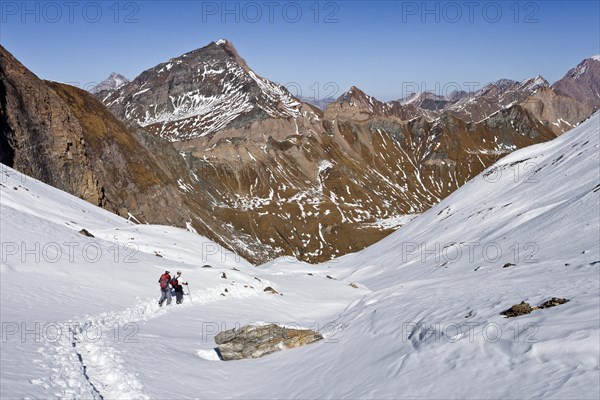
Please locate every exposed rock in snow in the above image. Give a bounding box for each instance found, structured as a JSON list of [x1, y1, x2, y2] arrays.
[[215, 324, 323, 360]]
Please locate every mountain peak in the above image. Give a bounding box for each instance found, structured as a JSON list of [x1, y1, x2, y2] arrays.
[[99, 40, 302, 141], [343, 86, 376, 102], [324, 85, 396, 119], [196, 38, 251, 72], [338, 86, 386, 108], [211, 38, 237, 53], [347, 86, 366, 95], [519, 75, 549, 92], [108, 72, 126, 78], [89, 72, 129, 94], [552, 54, 600, 108]]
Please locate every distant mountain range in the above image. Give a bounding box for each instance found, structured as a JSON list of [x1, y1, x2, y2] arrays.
[[1, 40, 598, 263], [298, 96, 336, 110]]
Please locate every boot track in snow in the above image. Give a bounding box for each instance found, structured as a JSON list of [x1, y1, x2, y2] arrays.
[[32, 285, 261, 399]]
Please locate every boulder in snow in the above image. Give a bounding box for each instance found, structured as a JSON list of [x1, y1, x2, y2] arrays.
[[79, 229, 94, 238], [263, 286, 278, 294], [215, 324, 323, 361], [501, 301, 533, 317], [538, 297, 569, 309]]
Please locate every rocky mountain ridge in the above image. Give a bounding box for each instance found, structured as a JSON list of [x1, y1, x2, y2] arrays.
[[3, 41, 597, 263], [0, 44, 271, 261], [94, 40, 582, 262], [99, 40, 308, 141], [552, 55, 600, 108]]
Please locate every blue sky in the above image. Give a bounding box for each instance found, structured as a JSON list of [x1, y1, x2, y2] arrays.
[[1, 1, 599, 101]]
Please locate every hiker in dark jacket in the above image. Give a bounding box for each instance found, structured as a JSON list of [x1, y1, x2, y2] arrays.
[[171, 271, 188, 304], [158, 270, 172, 307]]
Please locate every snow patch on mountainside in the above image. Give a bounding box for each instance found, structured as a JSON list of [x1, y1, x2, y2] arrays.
[[104, 43, 303, 141], [360, 214, 419, 229]]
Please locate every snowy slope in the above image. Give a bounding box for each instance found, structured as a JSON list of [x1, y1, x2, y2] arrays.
[[255, 112, 600, 399], [0, 165, 363, 399], [1, 112, 599, 399], [321, 110, 599, 398]]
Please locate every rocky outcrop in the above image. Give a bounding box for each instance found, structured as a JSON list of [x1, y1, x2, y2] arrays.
[[0, 45, 199, 226], [538, 297, 569, 309], [521, 87, 593, 135], [501, 298, 570, 317], [501, 301, 533, 317], [214, 324, 323, 360], [1, 45, 103, 205]]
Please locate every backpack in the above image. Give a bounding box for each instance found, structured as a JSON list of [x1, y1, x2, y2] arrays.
[[170, 277, 179, 289], [159, 274, 170, 289]]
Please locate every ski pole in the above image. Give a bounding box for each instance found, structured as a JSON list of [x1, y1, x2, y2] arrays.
[[187, 283, 193, 302]]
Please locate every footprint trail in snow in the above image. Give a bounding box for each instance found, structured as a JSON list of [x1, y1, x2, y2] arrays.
[[32, 284, 261, 399]]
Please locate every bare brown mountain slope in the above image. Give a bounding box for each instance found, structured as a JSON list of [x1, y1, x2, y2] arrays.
[[521, 87, 593, 135], [552, 56, 600, 109], [97, 41, 560, 263], [3, 42, 578, 264], [0, 44, 275, 263], [0, 44, 193, 224]]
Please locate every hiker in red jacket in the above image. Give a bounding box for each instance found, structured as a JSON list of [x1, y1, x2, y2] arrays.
[[158, 270, 172, 307]]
